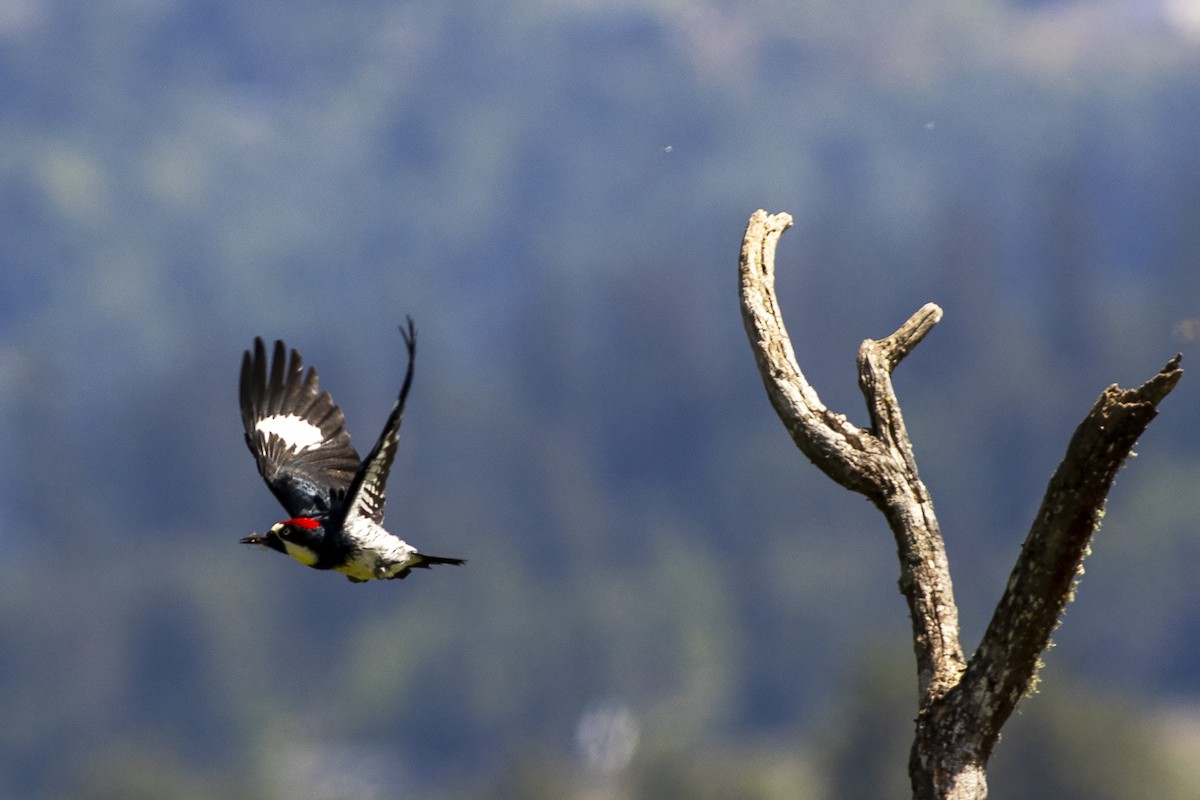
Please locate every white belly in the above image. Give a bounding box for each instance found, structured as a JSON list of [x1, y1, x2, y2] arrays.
[[338, 519, 420, 581]]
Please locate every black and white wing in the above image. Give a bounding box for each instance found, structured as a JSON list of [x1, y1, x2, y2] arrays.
[[240, 337, 362, 518], [337, 318, 416, 528]]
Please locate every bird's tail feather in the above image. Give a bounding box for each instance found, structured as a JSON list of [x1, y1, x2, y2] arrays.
[[415, 554, 466, 568]]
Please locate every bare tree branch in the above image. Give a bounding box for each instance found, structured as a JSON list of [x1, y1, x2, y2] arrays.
[[740, 209, 965, 706], [738, 210, 883, 496], [737, 208, 1183, 800], [961, 355, 1184, 753], [859, 302, 942, 465]]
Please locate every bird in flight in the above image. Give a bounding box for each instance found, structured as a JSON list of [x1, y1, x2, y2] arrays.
[[238, 318, 465, 582]]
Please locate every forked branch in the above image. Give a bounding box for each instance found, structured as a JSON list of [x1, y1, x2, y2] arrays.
[[737, 209, 1182, 800]]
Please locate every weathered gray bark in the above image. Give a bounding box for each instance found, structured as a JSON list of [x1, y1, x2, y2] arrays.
[[738, 209, 1182, 800]]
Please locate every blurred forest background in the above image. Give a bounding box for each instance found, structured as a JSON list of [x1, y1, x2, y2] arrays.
[[1, 0, 1200, 798]]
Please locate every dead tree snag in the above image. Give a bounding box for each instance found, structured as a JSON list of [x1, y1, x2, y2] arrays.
[[738, 209, 1182, 800]]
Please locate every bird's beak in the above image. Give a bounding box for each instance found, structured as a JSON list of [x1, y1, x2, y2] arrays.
[[240, 533, 266, 546]]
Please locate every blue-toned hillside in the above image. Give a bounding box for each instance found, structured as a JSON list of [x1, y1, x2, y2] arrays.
[[0, 1, 1198, 797]]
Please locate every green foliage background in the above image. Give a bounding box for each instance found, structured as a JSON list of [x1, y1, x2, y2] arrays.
[[0, 1, 1198, 797]]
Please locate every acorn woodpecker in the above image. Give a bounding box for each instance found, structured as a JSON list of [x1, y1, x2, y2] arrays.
[[238, 318, 465, 582]]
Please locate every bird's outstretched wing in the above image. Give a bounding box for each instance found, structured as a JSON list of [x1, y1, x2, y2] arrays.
[[240, 338, 362, 518], [337, 317, 416, 528]]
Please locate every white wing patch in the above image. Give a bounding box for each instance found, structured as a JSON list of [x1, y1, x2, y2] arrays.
[[256, 414, 325, 451]]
